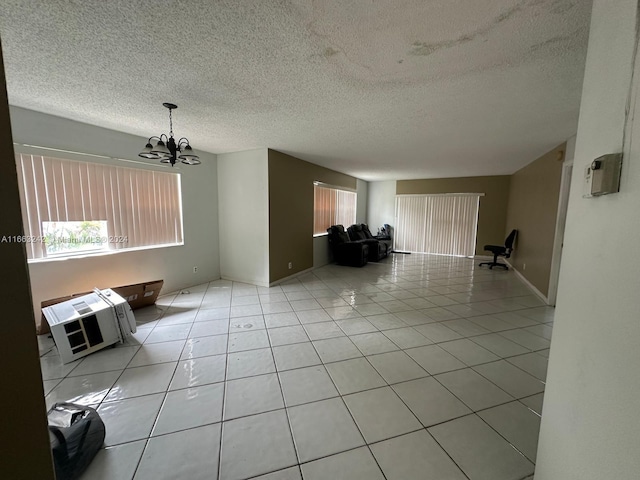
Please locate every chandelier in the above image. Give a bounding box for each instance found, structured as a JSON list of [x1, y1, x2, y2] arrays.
[[139, 103, 200, 166]]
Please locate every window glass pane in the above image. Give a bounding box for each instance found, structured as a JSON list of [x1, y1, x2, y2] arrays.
[[42, 220, 109, 256]]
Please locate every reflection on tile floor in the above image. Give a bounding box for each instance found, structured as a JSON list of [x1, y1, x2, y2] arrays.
[[40, 253, 553, 479]]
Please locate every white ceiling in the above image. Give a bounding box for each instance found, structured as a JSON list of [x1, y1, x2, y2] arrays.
[[0, 0, 592, 181]]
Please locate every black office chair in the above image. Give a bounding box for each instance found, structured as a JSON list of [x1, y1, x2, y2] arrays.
[[479, 229, 517, 270]]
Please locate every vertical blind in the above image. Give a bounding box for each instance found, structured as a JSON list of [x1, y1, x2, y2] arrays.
[[313, 184, 357, 235], [395, 194, 481, 257], [15, 154, 183, 259]]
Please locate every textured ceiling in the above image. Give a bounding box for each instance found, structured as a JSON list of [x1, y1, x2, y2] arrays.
[[0, 0, 592, 181]]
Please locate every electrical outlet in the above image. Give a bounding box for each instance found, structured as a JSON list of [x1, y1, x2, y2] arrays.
[[193, 266, 198, 273], [288, 262, 293, 269], [522, 263, 526, 270]]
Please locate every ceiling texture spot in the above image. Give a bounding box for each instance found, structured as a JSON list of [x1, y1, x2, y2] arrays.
[[0, 0, 592, 180]]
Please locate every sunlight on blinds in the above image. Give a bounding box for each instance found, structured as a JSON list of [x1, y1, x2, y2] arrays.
[[395, 194, 480, 257], [313, 185, 357, 235], [15, 154, 183, 259]]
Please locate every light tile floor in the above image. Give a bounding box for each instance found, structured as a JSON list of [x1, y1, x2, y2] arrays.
[[39, 253, 552, 480]]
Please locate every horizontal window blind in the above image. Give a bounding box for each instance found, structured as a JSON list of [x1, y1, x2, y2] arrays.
[[15, 154, 183, 259], [313, 185, 357, 235], [395, 194, 480, 257]]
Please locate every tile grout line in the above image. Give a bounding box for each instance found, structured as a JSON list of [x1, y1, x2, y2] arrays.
[[265, 310, 303, 474], [128, 290, 196, 479], [298, 278, 393, 477], [215, 283, 234, 480], [307, 283, 462, 479], [345, 327, 473, 479]]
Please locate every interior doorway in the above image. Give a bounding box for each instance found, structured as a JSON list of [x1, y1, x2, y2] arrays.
[[548, 159, 574, 305]]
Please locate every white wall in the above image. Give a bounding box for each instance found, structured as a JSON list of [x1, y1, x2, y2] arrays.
[[367, 180, 396, 235], [535, 1, 640, 478], [217, 149, 270, 286], [547, 135, 576, 306], [9, 107, 220, 318], [356, 178, 368, 223], [312, 235, 331, 269]]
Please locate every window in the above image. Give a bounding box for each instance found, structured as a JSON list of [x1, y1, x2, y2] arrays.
[[395, 194, 481, 257], [313, 184, 357, 235], [15, 154, 183, 260], [42, 220, 109, 256]]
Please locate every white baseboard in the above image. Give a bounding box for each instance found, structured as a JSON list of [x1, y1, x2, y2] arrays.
[[269, 267, 315, 287], [504, 260, 549, 305], [220, 275, 270, 288], [474, 255, 494, 261]]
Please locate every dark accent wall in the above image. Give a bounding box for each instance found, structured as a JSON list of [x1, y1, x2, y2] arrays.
[[268, 149, 357, 283], [396, 175, 511, 255], [506, 143, 565, 296], [0, 42, 55, 478]]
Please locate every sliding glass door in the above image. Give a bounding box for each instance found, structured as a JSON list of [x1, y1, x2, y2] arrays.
[[395, 194, 481, 257]]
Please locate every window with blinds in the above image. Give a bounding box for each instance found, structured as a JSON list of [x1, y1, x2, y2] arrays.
[[394, 194, 481, 257], [313, 184, 357, 236], [15, 154, 183, 260]]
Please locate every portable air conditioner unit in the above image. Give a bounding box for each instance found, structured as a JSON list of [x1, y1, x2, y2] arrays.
[[43, 289, 137, 364]]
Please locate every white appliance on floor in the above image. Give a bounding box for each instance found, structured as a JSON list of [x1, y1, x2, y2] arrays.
[[43, 288, 137, 364]]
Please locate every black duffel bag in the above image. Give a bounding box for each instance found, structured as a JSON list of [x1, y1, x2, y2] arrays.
[[48, 402, 106, 480]]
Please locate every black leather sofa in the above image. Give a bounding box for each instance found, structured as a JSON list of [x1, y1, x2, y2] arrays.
[[347, 224, 389, 261], [327, 225, 369, 267]]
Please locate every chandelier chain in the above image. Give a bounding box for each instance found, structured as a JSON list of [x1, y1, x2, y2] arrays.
[[139, 102, 200, 166]]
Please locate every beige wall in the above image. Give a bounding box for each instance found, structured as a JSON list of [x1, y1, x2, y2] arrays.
[[397, 176, 511, 255], [506, 143, 565, 296], [0, 45, 55, 478], [268, 149, 357, 282]]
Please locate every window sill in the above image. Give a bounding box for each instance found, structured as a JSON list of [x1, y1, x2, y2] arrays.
[[27, 242, 184, 264]]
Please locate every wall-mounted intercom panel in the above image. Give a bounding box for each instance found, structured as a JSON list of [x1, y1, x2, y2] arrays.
[[583, 153, 622, 197]]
